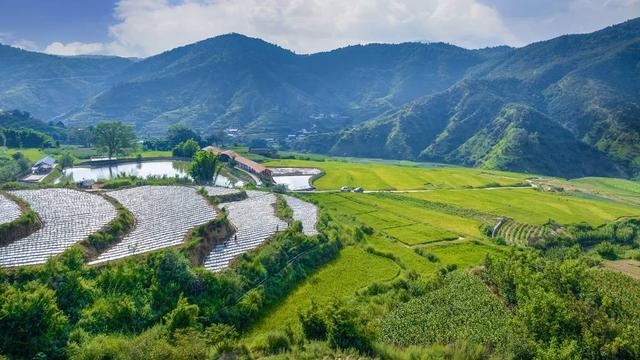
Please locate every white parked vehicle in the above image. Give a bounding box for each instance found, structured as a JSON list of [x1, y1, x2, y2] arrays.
[[340, 186, 351, 192]]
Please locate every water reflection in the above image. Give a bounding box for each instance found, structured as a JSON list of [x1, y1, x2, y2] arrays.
[[62, 160, 239, 187]]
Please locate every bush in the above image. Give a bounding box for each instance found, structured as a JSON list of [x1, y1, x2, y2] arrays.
[[414, 247, 439, 262], [299, 301, 327, 340], [595, 241, 620, 260], [251, 331, 291, 355], [172, 139, 200, 158]]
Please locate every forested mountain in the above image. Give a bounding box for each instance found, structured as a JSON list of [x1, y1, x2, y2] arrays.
[[326, 18, 640, 178], [1, 18, 639, 178], [0, 45, 133, 120], [62, 34, 488, 136]]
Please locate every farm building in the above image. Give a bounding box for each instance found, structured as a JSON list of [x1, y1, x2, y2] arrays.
[[203, 146, 273, 181], [31, 157, 56, 174]]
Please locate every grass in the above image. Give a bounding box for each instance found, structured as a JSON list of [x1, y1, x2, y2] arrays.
[[128, 150, 172, 158], [403, 188, 640, 225], [309, 192, 484, 240], [263, 159, 529, 190], [3, 147, 48, 162], [569, 177, 640, 205], [248, 246, 399, 335]]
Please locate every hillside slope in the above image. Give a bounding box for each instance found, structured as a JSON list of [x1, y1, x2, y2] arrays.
[[0, 45, 133, 120], [62, 34, 490, 136], [327, 19, 640, 178]]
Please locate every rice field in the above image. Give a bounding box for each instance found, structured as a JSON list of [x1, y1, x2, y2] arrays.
[[0, 193, 21, 224], [263, 159, 528, 190], [90, 186, 216, 265], [283, 195, 318, 236], [403, 188, 640, 225], [203, 191, 288, 272], [308, 192, 483, 244], [0, 189, 117, 268], [248, 246, 399, 334]]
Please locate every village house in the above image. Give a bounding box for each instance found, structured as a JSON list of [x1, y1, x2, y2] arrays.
[[202, 146, 274, 182], [31, 157, 56, 174]]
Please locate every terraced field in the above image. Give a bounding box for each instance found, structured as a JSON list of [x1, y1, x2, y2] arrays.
[[0, 193, 21, 224], [203, 191, 288, 272], [263, 159, 528, 190], [404, 188, 639, 225], [307, 192, 483, 244], [283, 195, 318, 236], [90, 186, 216, 265], [494, 220, 545, 246], [0, 189, 117, 268]]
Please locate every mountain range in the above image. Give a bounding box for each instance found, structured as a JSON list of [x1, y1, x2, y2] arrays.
[[1, 18, 639, 178]]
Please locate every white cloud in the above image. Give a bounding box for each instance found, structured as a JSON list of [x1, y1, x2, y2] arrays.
[[44, 41, 105, 56], [12, 39, 39, 52], [480, 0, 640, 45], [100, 0, 517, 57], [40, 0, 640, 58]]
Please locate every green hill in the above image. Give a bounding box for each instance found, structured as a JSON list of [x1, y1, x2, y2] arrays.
[[326, 19, 640, 178]]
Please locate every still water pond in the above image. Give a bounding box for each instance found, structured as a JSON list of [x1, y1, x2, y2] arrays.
[[62, 160, 239, 187]]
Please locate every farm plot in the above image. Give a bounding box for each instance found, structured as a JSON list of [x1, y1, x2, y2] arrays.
[[90, 186, 216, 265], [263, 159, 528, 190], [312, 193, 483, 241], [0, 189, 117, 268], [283, 195, 318, 236], [0, 193, 21, 224], [405, 188, 640, 225], [201, 186, 242, 197], [203, 192, 288, 272], [495, 220, 545, 246]]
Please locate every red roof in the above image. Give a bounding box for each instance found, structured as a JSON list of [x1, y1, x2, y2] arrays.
[[203, 146, 271, 175]]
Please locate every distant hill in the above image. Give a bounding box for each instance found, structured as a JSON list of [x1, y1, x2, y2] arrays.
[[0, 45, 133, 120], [1, 19, 639, 178], [62, 34, 489, 137]]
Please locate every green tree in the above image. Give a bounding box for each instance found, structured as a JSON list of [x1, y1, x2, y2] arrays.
[[0, 281, 68, 358], [172, 139, 200, 158], [167, 124, 200, 147], [59, 151, 75, 169], [92, 121, 136, 159], [188, 150, 221, 184], [164, 295, 199, 335]]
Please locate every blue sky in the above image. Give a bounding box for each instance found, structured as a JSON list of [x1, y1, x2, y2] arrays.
[[1, 0, 639, 57]]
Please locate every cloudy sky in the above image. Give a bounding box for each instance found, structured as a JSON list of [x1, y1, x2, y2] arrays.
[[1, 0, 639, 57]]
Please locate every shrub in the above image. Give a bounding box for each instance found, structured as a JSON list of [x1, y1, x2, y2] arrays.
[[595, 241, 620, 260], [251, 331, 291, 355], [299, 301, 327, 340]]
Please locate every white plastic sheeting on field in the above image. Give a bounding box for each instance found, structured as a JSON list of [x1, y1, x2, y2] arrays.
[[203, 191, 287, 272], [0, 193, 21, 225], [283, 195, 318, 236], [90, 186, 216, 265], [0, 189, 117, 268]]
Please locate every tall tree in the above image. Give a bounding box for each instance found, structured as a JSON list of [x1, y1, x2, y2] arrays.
[[92, 122, 136, 159], [167, 123, 200, 147], [188, 150, 221, 184]]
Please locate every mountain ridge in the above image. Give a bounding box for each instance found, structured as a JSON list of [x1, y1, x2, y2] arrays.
[[1, 19, 640, 178]]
